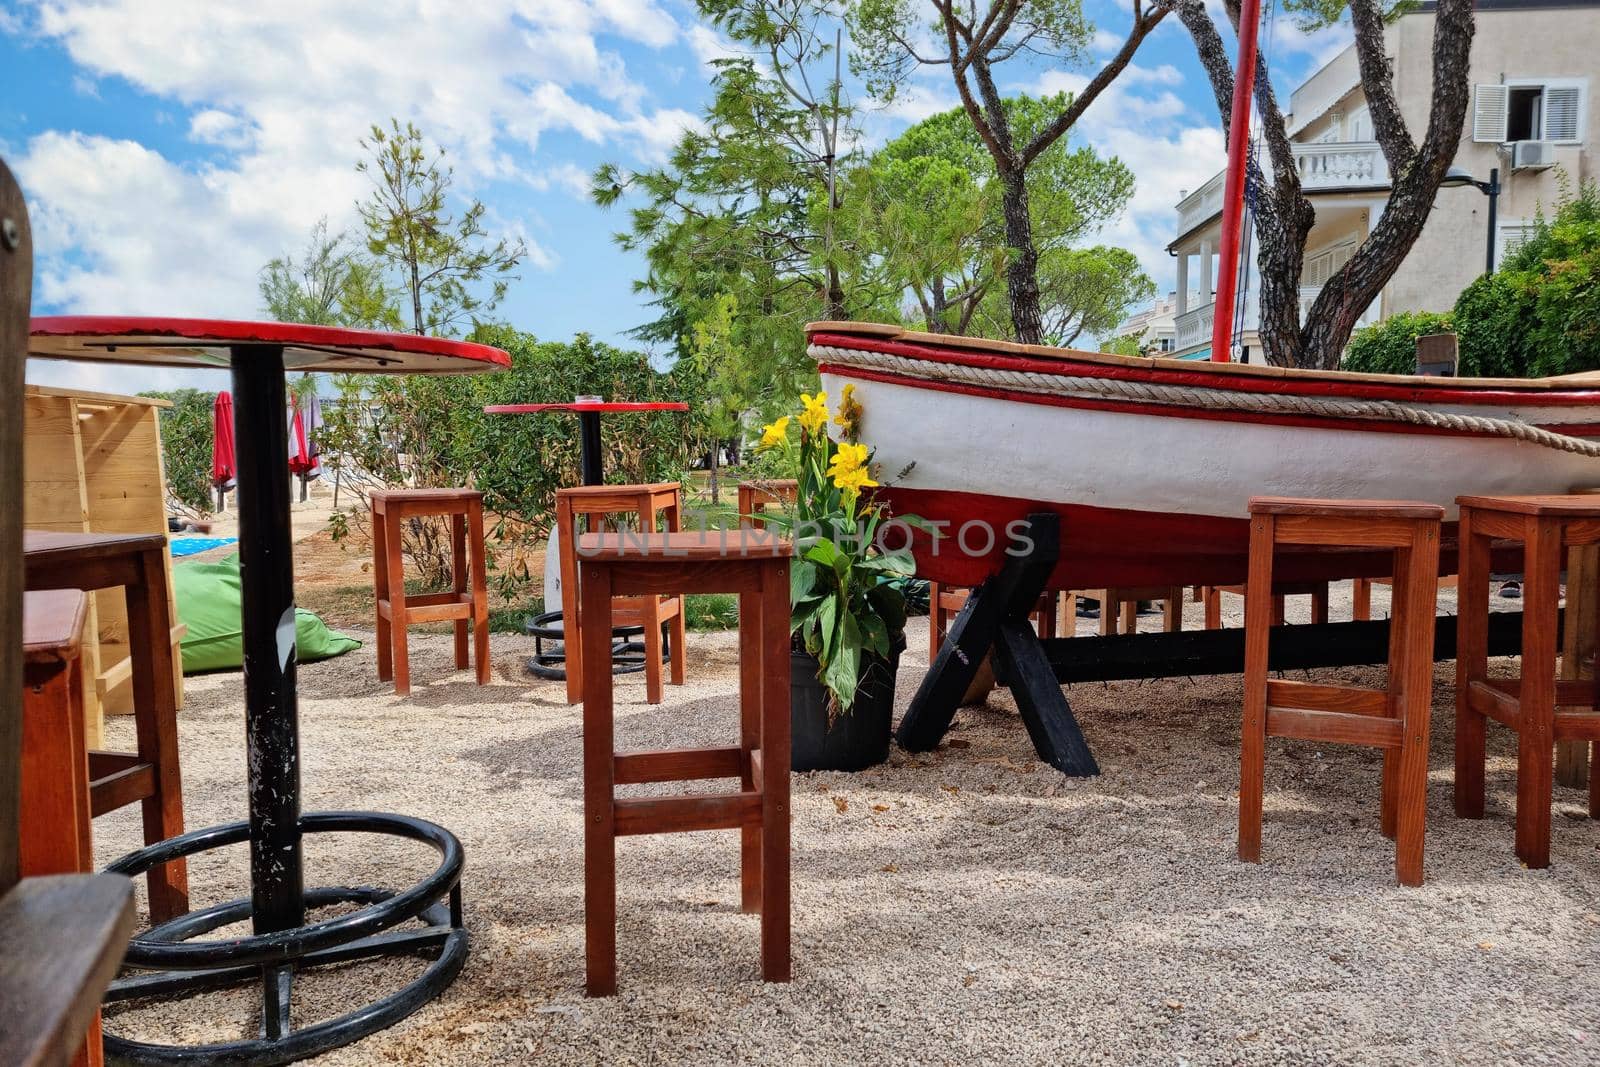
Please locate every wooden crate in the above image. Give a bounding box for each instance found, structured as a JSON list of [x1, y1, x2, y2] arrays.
[[24, 385, 185, 746]]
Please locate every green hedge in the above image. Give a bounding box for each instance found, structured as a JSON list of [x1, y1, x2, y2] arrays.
[[140, 388, 216, 514], [1342, 311, 1454, 376]]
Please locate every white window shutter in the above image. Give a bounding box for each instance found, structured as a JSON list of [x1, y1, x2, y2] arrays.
[[1474, 84, 1509, 142], [1543, 85, 1582, 141]]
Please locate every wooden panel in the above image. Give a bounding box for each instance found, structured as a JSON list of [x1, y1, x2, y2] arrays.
[[1267, 707, 1403, 748], [613, 746, 742, 785], [1267, 679, 1388, 717], [21, 393, 89, 529], [1271, 513, 1422, 549], [612, 792, 761, 836]]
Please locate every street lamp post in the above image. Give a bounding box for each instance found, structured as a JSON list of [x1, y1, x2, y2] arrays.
[[1442, 165, 1502, 273]]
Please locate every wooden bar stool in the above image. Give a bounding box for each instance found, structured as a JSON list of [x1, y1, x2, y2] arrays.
[[737, 479, 797, 528], [556, 483, 686, 706], [1353, 574, 1455, 621], [1455, 494, 1600, 869], [578, 528, 791, 996], [21, 589, 105, 1067], [24, 530, 188, 921], [370, 488, 490, 696], [1239, 497, 1443, 886], [1203, 580, 1329, 629], [1077, 586, 1185, 636]]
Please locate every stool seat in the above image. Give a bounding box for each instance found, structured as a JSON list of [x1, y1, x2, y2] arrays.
[[1456, 494, 1600, 517], [1250, 497, 1446, 520], [579, 529, 791, 996], [371, 488, 490, 695], [1240, 497, 1442, 886], [24, 588, 89, 662]]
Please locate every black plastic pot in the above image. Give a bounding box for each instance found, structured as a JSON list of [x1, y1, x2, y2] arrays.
[[789, 637, 902, 772]]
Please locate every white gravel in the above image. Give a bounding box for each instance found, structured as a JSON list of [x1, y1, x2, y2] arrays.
[[93, 589, 1600, 1066]]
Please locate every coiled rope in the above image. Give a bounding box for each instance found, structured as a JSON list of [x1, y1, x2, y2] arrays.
[[807, 343, 1600, 460]]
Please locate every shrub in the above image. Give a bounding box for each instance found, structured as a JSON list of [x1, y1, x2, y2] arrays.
[[1454, 273, 1532, 378], [1341, 311, 1454, 376], [140, 388, 216, 514]]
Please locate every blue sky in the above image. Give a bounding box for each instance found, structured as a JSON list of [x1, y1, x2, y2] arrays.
[[1, 1, 1351, 394]]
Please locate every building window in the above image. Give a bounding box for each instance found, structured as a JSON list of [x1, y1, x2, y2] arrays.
[[1498, 219, 1539, 262], [1476, 80, 1585, 143]]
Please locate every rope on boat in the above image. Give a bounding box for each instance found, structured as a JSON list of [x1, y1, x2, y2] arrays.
[[807, 343, 1600, 460]]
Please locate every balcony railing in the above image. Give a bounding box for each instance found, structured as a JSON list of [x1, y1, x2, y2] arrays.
[[1174, 142, 1390, 238], [1293, 141, 1389, 190], [1173, 285, 1378, 356]]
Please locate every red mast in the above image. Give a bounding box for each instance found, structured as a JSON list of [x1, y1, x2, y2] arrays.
[[1209, 0, 1265, 362]]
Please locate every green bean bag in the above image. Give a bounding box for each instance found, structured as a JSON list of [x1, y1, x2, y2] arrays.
[[173, 556, 361, 673]]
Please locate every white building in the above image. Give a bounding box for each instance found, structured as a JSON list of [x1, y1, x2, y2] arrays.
[[1163, 0, 1596, 362], [1110, 290, 1180, 354]]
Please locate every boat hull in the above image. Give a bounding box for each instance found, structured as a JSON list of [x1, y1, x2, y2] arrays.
[[812, 325, 1600, 589]]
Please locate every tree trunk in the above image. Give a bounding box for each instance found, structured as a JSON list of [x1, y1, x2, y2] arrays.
[[998, 165, 1043, 345], [709, 442, 721, 505]]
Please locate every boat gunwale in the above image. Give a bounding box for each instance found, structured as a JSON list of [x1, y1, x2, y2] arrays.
[[806, 321, 1600, 403]]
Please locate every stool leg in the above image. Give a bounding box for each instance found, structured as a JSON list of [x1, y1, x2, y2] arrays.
[[581, 564, 617, 996], [559, 498, 583, 706], [1163, 588, 1181, 633], [1239, 515, 1274, 864], [1393, 524, 1440, 887], [373, 507, 392, 683], [385, 516, 411, 695], [929, 582, 945, 659], [468, 502, 491, 685], [1310, 583, 1329, 626], [1455, 510, 1490, 819], [642, 595, 664, 705], [1353, 577, 1372, 622], [1271, 594, 1286, 627], [759, 558, 791, 982], [1119, 597, 1136, 635], [1381, 547, 1412, 841], [668, 597, 687, 687], [1097, 592, 1114, 636], [1517, 519, 1561, 869], [1203, 587, 1221, 630], [1060, 591, 1077, 637], [738, 589, 762, 914], [129, 548, 189, 921], [451, 512, 468, 671]]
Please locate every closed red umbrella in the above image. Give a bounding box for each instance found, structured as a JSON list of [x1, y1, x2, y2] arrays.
[[213, 390, 236, 511], [288, 401, 311, 476]]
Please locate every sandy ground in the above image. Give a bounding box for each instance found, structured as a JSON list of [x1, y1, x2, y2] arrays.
[[93, 590, 1600, 1066]]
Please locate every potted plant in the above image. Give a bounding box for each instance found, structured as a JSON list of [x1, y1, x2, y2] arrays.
[[754, 386, 919, 771]]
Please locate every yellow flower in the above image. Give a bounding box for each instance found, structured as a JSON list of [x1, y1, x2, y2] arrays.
[[834, 383, 862, 438], [827, 442, 878, 497], [758, 416, 790, 449], [798, 391, 829, 435]]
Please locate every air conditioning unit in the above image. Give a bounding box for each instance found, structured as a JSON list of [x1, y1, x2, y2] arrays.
[[1512, 140, 1556, 170]]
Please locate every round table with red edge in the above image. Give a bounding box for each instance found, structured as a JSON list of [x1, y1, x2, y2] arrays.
[[483, 401, 689, 679], [29, 316, 509, 1066]]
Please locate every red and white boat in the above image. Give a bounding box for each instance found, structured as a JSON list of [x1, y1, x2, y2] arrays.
[[809, 322, 1600, 589]]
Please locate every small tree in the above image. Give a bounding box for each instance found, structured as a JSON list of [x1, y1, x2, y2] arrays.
[[259, 218, 400, 330], [140, 389, 217, 515], [849, 0, 1173, 343], [357, 119, 526, 336]]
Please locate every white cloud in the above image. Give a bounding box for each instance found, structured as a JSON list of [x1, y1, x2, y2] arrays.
[[684, 23, 741, 70]]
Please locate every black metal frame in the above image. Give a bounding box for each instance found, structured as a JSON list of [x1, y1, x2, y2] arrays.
[[524, 609, 668, 681], [98, 345, 468, 1065]]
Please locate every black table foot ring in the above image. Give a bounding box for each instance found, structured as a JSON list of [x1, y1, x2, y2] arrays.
[[99, 811, 468, 1066], [525, 609, 671, 681]]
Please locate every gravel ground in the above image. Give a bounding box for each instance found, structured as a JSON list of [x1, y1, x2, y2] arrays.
[[94, 588, 1600, 1066]]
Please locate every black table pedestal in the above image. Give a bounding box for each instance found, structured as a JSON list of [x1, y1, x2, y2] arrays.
[[100, 347, 467, 1066]]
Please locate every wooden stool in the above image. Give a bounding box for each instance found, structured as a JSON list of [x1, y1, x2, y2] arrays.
[[370, 488, 490, 696], [1204, 580, 1329, 629], [25, 530, 188, 921], [1455, 494, 1600, 868], [737, 479, 798, 528], [1075, 587, 1185, 636], [557, 483, 686, 706], [1240, 498, 1443, 886], [578, 529, 791, 996], [21, 590, 104, 1067]]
